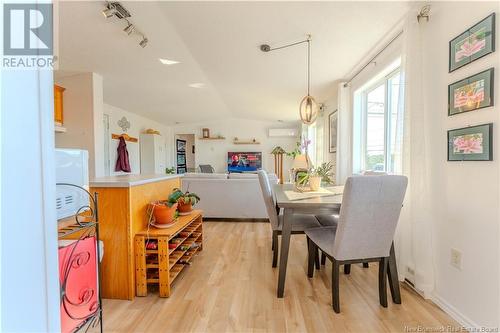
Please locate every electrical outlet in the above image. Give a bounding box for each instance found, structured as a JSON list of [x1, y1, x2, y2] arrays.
[[450, 248, 462, 270]]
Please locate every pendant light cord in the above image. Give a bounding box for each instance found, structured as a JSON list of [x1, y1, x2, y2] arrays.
[[307, 38, 311, 96]]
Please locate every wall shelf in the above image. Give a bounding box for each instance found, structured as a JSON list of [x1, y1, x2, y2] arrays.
[[233, 138, 260, 145], [198, 137, 225, 140]]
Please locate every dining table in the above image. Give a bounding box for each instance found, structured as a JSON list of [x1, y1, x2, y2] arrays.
[[272, 183, 402, 304]]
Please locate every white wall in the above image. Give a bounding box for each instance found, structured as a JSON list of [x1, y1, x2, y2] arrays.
[[104, 103, 172, 175], [54, 72, 104, 178], [171, 118, 300, 174], [2, 70, 60, 331], [419, 2, 499, 327]]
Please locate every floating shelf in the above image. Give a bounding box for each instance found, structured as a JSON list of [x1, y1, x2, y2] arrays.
[[233, 139, 260, 145], [198, 137, 225, 140]]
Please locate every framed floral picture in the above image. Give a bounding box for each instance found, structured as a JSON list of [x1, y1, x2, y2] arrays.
[[449, 13, 495, 72], [447, 123, 493, 161], [448, 68, 494, 116]]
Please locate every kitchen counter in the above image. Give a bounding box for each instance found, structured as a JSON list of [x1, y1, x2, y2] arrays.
[[90, 174, 183, 188]]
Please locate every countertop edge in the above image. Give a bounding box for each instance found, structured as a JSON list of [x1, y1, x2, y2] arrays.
[[90, 174, 184, 188]]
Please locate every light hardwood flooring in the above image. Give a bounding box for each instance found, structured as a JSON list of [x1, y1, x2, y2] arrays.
[[96, 222, 457, 333]]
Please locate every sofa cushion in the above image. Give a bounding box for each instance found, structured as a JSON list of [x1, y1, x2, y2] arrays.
[[182, 172, 228, 179], [228, 173, 258, 179]]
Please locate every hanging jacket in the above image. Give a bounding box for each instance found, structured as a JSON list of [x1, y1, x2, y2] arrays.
[[115, 137, 131, 172]]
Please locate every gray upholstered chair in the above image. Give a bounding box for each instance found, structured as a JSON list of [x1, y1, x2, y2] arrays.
[[305, 175, 407, 313], [257, 170, 323, 267], [199, 164, 215, 173]]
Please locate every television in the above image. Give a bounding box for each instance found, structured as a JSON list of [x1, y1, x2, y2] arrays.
[[227, 152, 262, 172]]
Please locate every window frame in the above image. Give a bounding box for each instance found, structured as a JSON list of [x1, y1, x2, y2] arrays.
[[360, 67, 401, 173]]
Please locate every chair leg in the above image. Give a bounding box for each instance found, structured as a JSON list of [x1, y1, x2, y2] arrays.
[[343, 264, 351, 275], [321, 252, 326, 265], [315, 248, 320, 270], [307, 237, 316, 278], [378, 257, 388, 308], [332, 259, 340, 313], [272, 231, 279, 268], [271, 231, 275, 251], [363, 262, 369, 268]]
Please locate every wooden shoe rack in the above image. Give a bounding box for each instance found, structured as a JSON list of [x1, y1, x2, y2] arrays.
[[134, 210, 203, 297]]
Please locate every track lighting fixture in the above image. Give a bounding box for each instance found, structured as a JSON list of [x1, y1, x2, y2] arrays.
[[102, 5, 116, 19], [139, 37, 148, 48], [123, 22, 135, 35]]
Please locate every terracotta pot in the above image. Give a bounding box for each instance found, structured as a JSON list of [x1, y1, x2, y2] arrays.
[[177, 198, 193, 213], [309, 176, 322, 191], [153, 203, 178, 224]]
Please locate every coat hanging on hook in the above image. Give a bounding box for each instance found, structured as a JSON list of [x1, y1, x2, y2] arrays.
[[115, 137, 131, 173]]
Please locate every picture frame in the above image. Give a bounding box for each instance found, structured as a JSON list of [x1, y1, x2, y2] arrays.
[[448, 68, 494, 116], [202, 128, 210, 138], [176, 139, 186, 152], [447, 123, 493, 161], [449, 13, 495, 72], [328, 110, 338, 153], [176, 166, 187, 174], [176, 153, 186, 165]]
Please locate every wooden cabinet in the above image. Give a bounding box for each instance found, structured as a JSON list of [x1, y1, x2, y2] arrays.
[[140, 133, 166, 174], [54, 84, 65, 126]]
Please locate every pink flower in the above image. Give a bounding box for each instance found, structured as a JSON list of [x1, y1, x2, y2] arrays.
[[453, 135, 483, 154]]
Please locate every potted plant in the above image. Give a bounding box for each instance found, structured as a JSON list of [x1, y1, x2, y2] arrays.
[[313, 161, 335, 185], [152, 201, 178, 225], [168, 188, 201, 215]]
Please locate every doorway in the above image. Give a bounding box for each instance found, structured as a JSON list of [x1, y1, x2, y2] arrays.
[[174, 134, 196, 173]]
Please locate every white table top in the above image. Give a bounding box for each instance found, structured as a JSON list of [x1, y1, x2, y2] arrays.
[[90, 174, 183, 188], [273, 183, 343, 209]]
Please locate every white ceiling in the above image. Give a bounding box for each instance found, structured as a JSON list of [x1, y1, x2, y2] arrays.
[[57, 1, 409, 125]]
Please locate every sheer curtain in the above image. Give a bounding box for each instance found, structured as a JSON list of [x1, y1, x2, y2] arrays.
[[395, 10, 436, 298], [336, 82, 352, 184]]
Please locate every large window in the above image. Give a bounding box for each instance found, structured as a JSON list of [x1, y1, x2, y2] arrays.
[[355, 67, 403, 173]]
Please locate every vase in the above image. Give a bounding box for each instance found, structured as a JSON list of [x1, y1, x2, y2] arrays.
[[153, 203, 178, 224], [309, 176, 322, 191]]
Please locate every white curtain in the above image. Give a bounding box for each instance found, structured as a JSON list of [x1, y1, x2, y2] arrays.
[[336, 82, 352, 184], [395, 10, 436, 298]]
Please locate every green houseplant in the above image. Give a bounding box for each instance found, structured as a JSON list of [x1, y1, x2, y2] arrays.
[[168, 188, 201, 215]]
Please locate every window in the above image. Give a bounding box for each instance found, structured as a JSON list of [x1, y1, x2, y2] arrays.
[[354, 64, 404, 173]]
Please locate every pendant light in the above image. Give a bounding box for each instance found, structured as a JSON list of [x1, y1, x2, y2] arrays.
[[299, 36, 318, 125], [260, 34, 318, 125]]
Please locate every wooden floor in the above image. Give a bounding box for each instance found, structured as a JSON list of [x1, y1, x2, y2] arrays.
[[96, 222, 456, 333]]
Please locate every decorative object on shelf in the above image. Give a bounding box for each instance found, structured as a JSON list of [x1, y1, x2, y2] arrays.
[[168, 188, 201, 215], [54, 84, 65, 126], [202, 128, 210, 138], [449, 13, 495, 72], [260, 34, 318, 125], [329, 110, 338, 153], [56, 183, 103, 333], [233, 137, 260, 144], [117, 116, 131, 132], [271, 146, 286, 184], [165, 167, 175, 174], [416, 4, 431, 23], [448, 123, 493, 161], [150, 201, 178, 226], [111, 133, 138, 142], [144, 128, 161, 135], [448, 68, 494, 116]]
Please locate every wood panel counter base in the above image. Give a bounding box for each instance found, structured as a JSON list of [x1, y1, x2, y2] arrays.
[[90, 175, 182, 300]]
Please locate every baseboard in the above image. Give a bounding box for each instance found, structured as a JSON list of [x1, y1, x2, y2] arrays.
[[203, 217, 269, 222], [431, 293, 479, 329]]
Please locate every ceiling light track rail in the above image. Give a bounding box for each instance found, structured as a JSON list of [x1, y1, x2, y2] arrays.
[[102, 1, 148, 48]]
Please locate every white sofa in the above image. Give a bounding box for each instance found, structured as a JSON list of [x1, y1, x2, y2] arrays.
[[181, 172, 277, 219]]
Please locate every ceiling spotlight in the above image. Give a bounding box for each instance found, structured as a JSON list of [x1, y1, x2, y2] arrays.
[[159, 58, 179, 65], [102, 5, 116, 18], [123, 23, 135, 35], [139, 37, 148, 48], [188, 83, 205, 88]]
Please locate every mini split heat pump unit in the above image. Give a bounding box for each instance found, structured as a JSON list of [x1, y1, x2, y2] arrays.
[[268, 128, 298, 138]]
